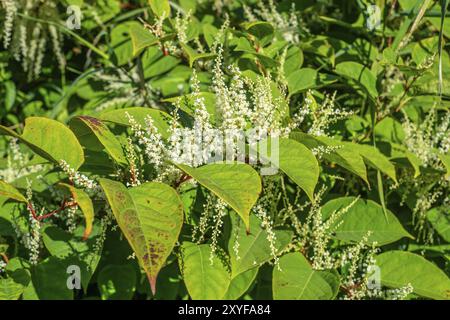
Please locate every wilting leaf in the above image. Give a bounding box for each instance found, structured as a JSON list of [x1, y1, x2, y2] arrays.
[[59, 183, 94, 239], [99, 179, 183, 294]]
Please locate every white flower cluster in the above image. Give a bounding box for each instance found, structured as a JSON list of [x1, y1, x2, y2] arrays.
[[339, 232, 379, 299], [59, 160, 100, 193], [402, 108, 450, 167], [302, 91, 353, 137], [23, 210, 41, 265], [0, 259, 6, 273], [174, 10, 191, 45], [127, 112, 167, 171], [0, 0, 66, 79], [65, 203, 78, 233], [298, 187, 359, 270], [254, 204, 280, 269], [244, 0, 304, 43], [1, 0, 17, 49], [311, 145, 342, 160], [209, 198, 227, 265], [125, 137, 142, 187], [168, 70, 218, 167], [0, 138, 45, 183], [386, 283, 414, 300]]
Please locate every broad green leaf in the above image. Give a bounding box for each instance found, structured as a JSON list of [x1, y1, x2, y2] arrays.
[[70, 116, 127, 166], [278, 138, 319, 201], [99, 179, 183, 294], [148, 0, 170, 18], [406, 151, 422, 178], [180, 242, 230, 300], [222, 267, 258, 300], [97, 264, 137, 300], [41, 225, 103, 292], [130, 23, 158, 56], [287, 68, 318, 96], [290, 132, 368, 184], [99, 107, 173, 139], [0, 278, 24, 300], [349, 143, 397, 183], [0, 117, 84, 169], [228, 213, 293, 277], [335, 61, 378, 99], [175, 163, 261, 232], [59, 183, 94, 239], [31, 256, 74, 300], [427, 208, 450, 242], [180, 43, 216, 67], [0, 180, 27, 203], [376, 251, 450, 300], [321, 197, 412, 245], [317, 270, 340, 299], [438, 153, 450, 179], [242, 21, 274, 46], [273, 252, 334, 300]]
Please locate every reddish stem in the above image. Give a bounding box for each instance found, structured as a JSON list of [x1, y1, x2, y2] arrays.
[[27, 198, 78, 222]]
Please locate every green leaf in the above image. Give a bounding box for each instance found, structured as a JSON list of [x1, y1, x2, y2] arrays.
[[287, 68, 318, 96], [290, 132, 369, 184], [97, 264, 137, 300], [278, 138, 319, 201], [130, 23, 158, 57], [180, 43, 216, 67], [242, 21, 274, 46], [174, 163, 262, 232], [148, 0, 171, 18], [99, 107, 173, 139], [228, 213, 293, 277], [427, 208, 450, 242], [273, 252, 334, 300], [321, 197, 412, 245], [222, 267, 258, 300], [376, 251, 450, 300], [335, 61, 378, 99], [69, 116, 127, 166], [0, 180, 27, 203], [41, 225, 103, 292], [99, 179, 183, 294], [180, 242, 230, 300], [31, 256, 74, 300], [350, 143, 397, 183], [59, 183, 94, 239], [0, 278, 24, 300], [0, 117, 84, 169], [438, 153, 450, 179]]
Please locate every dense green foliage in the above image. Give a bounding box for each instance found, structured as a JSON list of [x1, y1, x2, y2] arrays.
[[0, 0, 449, 300]]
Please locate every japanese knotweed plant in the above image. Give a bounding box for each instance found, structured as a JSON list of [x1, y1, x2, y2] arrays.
[[0, 0, 449, 301]]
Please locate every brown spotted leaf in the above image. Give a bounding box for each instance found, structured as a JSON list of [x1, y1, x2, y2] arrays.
[[99, 179, 183, 294], [70, 116, 127, 166]]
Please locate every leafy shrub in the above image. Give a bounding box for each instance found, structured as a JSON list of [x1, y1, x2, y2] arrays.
[[0, 0, 449, 300]]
